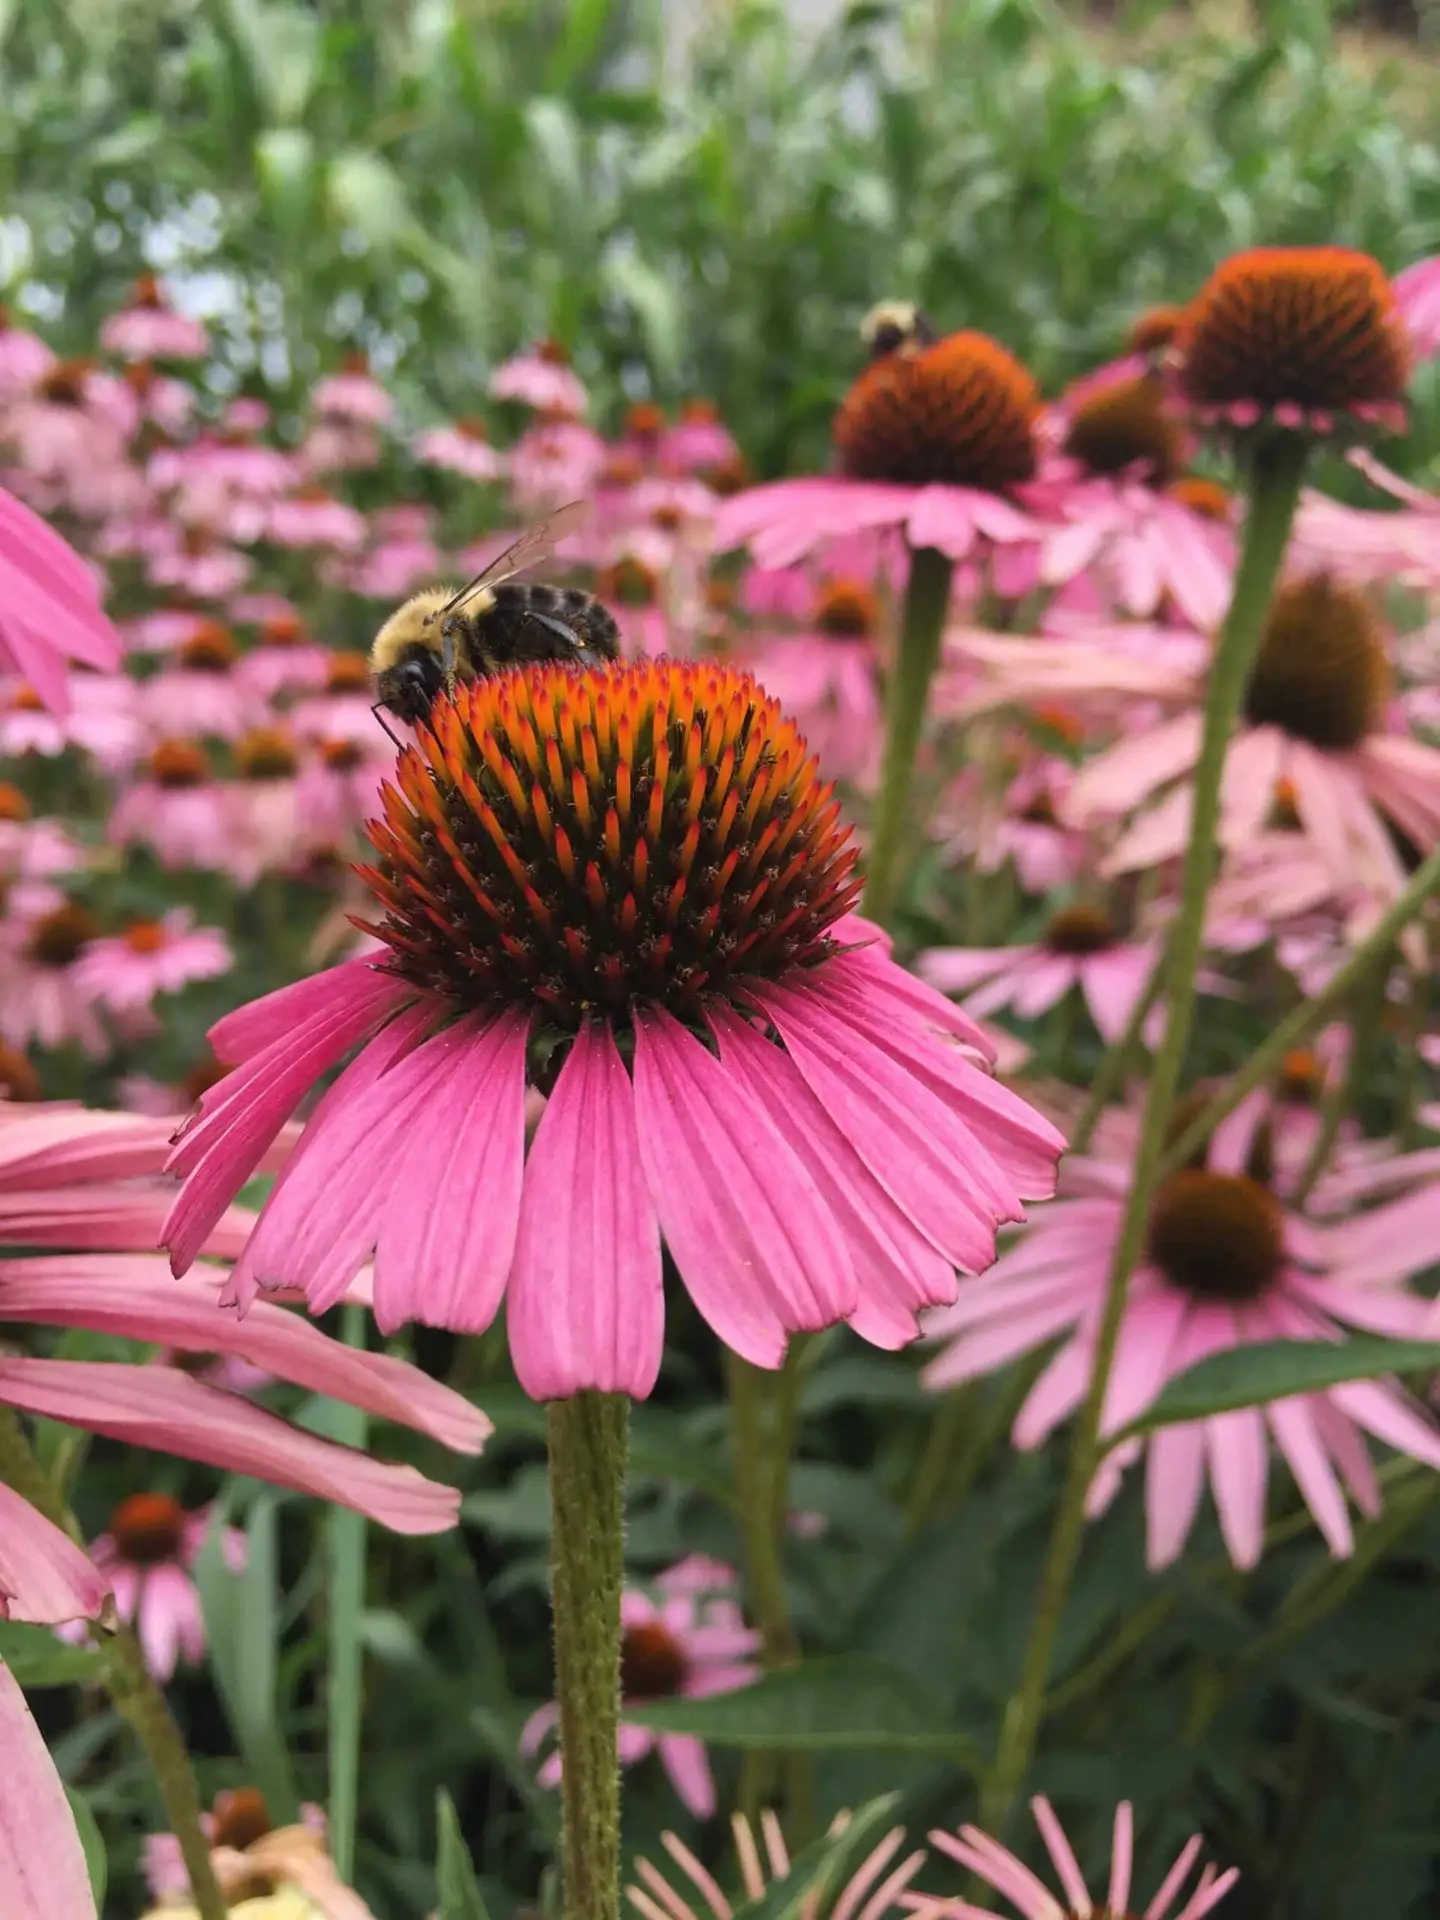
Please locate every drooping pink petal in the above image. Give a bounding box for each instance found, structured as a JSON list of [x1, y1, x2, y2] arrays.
[[0, 1360, 462, 1534], [1266, 1391, 1353, 1556], [1065, 711, 1204, 825], [1146, 1419, 1208, 1570], [1205, 1390, 1269, 1570], [1030, 1796, 1090, 1914], [0, 1483, 108, 1626], [372, 1011, 529, 1336], [0, 1660, 97, 1920], [509, 1021, 664, 1399], [657, 1733, 715, 1819], [135, 1563, 197, 1682], [0, 1256, 489, 1454], [631, 1010, 857, 1367]]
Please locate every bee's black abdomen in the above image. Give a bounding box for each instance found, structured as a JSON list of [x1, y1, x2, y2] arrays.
[[480, 581, 621, 665]]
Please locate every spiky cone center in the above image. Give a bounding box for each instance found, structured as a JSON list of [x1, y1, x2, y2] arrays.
[[833, 329, 1040, 490], [149, 739, 214, 789], [28, 905, 98, 967], [131, 272, 164, 309], [1019, 790, 1059, 826], [1278, 1047, 1324, 1103], [38, 359, 93, 405], [11, 684, 46, 713], [620, 1620, 690, 1700], [1147, 1169, 1285, 1303], [681, 398, 721, 425], [0, 1043, 39, 1101], [707, 451, 751, 496], [595, 556, 659, 607], [359, 661, 862, 1031], [178, 623, 238, 672], [537, 338, 570, 366], [234, 727, 299, 781], [1270, 776, 1303, 831], [1243, 573, 1390, 751], [815, 578, 879, 637], [124, 919, 168, 954], [1128, 303, 1188, 356], [325, 650, 372, 694], [624, 401, 666, 439], [111, 1490, 187, 1564], [1175, 246, 1411, 425], [210, 1787, 273, 1852], [321, 737, 366, 772], [1166, 475, 1232, 521], [1063, 375, 1182, 485], [0, 782, 29, 823], [260, 613, 305, 649], [1044, 904, 1116, 954]]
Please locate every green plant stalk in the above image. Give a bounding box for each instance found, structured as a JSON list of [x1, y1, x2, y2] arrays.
[[1160, 841, 1440, 1179], [327, 1303, 369, 1882], [864, 545, 955, 928], [0, 1409, 227, 1920], [982, 432, 1308, 1833], [1293, 940, 1393, 1204], [547, 1391, 630, 1920]]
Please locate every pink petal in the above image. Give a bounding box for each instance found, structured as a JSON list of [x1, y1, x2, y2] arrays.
[[1266, 1393, 1353, 1556], [0, 1359, 462, 1534], [136, 1563, 194, 1682], [1205, 1393, 1269, 1570], [509, 1022, 664, 1399], [631, 1010, 857, 1366], [1146, 1420, 1208, 1570], [1030, 1796, 1090, 1913], [0, 1482, 108, 1626], [1065, 712, 1204, 824], [0, 1660, 97, 1920], [658, 1733, 716, 1819]]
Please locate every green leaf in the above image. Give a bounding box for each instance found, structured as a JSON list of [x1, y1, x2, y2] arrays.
[[220, 0, 321, 122], [0, 1622, 102, 1689], [600, 252, 682, 387], [253, 130, 316, 236], [436, 1787, 492, 1920], [327, 151, 413, 250], [1115, 1337, 1440, 1441], [196, 1500, 299, 1816], [624, 1656, 977, 1759], [63, 1786, 107, 1910], [732, 1794, 902, 1920]]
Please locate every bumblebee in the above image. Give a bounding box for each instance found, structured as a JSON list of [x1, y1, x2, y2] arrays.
[[859, 300, 938, 362], [369, 502, 621, 733]]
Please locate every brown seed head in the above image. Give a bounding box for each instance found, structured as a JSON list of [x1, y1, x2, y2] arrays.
[[110, 1490, 187, 1564], [833, 330, 1040, 490], [1147, 1168, 1285, 1302], [1244, 573, 1390, 751]]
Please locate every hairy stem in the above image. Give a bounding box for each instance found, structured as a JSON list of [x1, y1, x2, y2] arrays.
[[983, 432, 1309, 1832], [547, 1391, 630, 1920], [0, 1409, 227, 1920], [864, 544, 954, 928]]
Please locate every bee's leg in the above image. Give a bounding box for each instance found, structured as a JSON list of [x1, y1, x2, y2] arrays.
[[531, 611, 583, 651], [440, 618, 459, 693], [371, 702, 405, 750]]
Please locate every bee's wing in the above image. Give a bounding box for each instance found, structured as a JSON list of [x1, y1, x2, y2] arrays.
[[440, 501, 588, 618]]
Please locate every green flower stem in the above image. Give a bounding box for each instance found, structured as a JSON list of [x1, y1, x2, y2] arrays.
[[864, 544, 955, 928], [547, 1390, 630, 1920], [1160, 840, 1440, 1180], [1293, 939, 1393, 1204], [982, 431, 1309, 1833], [0, 1409, 227, 1920], [326, 1303, 369, 1882]]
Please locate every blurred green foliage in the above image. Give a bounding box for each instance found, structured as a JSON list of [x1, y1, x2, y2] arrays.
[[2, 0, 1439, 479]]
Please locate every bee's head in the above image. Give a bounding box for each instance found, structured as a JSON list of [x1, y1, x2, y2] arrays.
[[378, 646, 445, 725]]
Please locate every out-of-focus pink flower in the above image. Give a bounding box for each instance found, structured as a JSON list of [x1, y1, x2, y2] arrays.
[[923, 1109, 1440, 1569], [75, 910, 232, 1016], [289, 653, 386, 749], [491, 341, 588, 417], [659, 399, 741, 477], [60, 1496, 242, 1681], [0, 902, 107, 1056], [744, 578, 883, 785], [145, 1789, 374, 1919], [917, 1797, 1237, 1920], [163, 664, 1065, 1392], [100, 274, 209, 360], [267, 488, 366, 551], [0, 488, 121, 710], [146, 534, 252, 600], [301, 422, 381, 476], [110, 741, 232, 871], [920, 909, 1160, 1045], [415, 417, 506, 483], [312, 352, 393, 425], [293, 740, 390, 849], [0, 306, 56, 395], [0, 1660, 99, 1920], [630, 1809, 923, 1920], [508, 417, 608, 512], [0, 785, 83, 882], [525, 1557, 760, 1817], [1394, 252, 1440, 363], [345, 514, 442, 600], [235, 611, 332, 701], [121, 360, 195, 433], [0, 672, 141, 772], [224, 728, 303, 883], [141, 623, 264, 740], [1030, 472, 1235, 632]]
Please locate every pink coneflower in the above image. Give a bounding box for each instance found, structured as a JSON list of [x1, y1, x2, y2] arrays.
[[491, 340, 588, 417], [592, 553, 672, 659], [144, 1789, 374, 1918], [919, 907, 1160, 1045], [1, 1656, 99, 1920], [659, 399, 741, 478], [64, 1494, 243, 1681], [75, 909, 232, 1016], [415, 416, 506, 483], [0, 303, 55, 394], [524, 1556, 759, 1817], [345, 512, 441, 599], [915, 1797, 1237, 1920], [961, 757, 1087, 896], [0, 783, 83, 881], [121, 606, 213, 655], [0, 903, 106, 1056], [267, 488, 366, 551], [509, 416, 608, 512], [301, 421, 381, 477], [630, 1810, 925, 1920], [311, 351, 392, 425], [224, 728, 304, 882], [0, 485, 121, 709], [110, 740, 232, 871], [0, 672, 141, 772], [1065, 572, 1439, 899], [146, 530, 252, 601], [164, 661, 1065, 1396], [745, 577, 882, 786], [100, 273, 209, 360], [289, 652, 385, 749], [235, 611, 332, 700], [142, 623, 264, 739], [293, 738, 390, 849], [1394, 252, 1440, 361], [714, 330, 1042, 568], [923, 1108, 1440, 1568]]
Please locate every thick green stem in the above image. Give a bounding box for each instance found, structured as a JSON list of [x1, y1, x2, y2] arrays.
[[1160, 841, 1440, 1179], [327, 1304, 369, 1882], [1293, 941, 1392, 1204], [0, 1410, 227, 1920], [982, 433, 1309, 1833], [547, 1391, 630, 1920], [864, 544, 954, 928]]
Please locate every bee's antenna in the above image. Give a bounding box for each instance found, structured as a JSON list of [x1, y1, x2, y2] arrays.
[[371, 702, 406, 750]]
